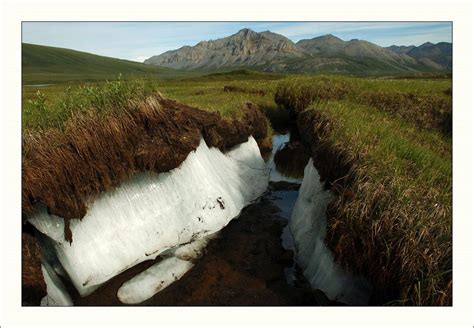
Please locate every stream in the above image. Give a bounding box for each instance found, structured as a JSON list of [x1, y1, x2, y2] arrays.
[[264, 130, 307, 286]]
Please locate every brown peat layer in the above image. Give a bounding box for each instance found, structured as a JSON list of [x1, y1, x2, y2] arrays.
[[275, 81, 452, 305], [22, 94, 270, 242], [73, 184, 340, 306], [22, 233, 46, 305]]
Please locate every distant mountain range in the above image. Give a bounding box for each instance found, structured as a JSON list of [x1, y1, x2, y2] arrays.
[[144, 28, 452, 75]]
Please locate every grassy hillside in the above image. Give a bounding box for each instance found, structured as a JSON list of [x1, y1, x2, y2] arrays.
[[22, 43, 197, 84]]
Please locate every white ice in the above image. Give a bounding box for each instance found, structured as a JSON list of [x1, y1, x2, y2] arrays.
[[171, 232, 216, 261], [290, 159, 371, 305], [117, 232, 217, 304], [29, 136, 268, 296], [117, 257, 193, 304], [40, 262, 73, 306]]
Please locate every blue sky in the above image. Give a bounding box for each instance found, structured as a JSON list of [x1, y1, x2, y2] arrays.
[[22, 22, 452, 62]]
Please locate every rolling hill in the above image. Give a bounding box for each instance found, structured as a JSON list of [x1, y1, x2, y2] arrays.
[[22, 43, 194, 84]]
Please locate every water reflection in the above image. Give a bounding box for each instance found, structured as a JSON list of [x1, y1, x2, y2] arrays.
[[274, 142, 309, 180], [265, 132, 309, 183], [264, 129, 311, 286], [271, 190, 299, 285]]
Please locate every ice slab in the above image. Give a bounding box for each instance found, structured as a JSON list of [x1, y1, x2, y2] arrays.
[[117, 232, 217, 304], [40, 262, 73, 306], [117, 257, 193, 304], [290, 159, 371, 305], [171, 232, 215, 261], [29, 136, 268, 296]]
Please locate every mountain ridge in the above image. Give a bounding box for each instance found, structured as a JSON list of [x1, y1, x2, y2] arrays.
[[145, 28, 452, 75]]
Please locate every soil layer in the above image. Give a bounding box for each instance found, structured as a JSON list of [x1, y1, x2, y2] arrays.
[[22, 233, 46, 305]]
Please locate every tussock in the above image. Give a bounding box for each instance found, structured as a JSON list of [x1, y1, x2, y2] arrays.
[[443, 88, 452, 96]]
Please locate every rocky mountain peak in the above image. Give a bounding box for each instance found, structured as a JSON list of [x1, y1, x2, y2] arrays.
[[144, 29, 452, 74], [236, 28, 256, 35]]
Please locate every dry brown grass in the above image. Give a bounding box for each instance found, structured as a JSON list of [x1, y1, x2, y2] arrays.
[[22, 94, 269, 242]]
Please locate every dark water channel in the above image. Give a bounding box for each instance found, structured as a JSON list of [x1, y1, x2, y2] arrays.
[[263, 127, 310, 286]]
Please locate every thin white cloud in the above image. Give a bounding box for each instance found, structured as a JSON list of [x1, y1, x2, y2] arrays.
[[272, 22, 448, 39]]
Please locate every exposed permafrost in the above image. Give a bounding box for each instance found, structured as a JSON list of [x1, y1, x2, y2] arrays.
[[290, 159, 371, 305], [40, 262, 73, 306], [117, 257, 193, 304], [117, 233, 216, 304], [29, 136, 268, 297]]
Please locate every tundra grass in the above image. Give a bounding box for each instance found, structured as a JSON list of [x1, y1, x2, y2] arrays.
[[275, 76, 452, 305], [22, 78, 159, 130], [153, 79, 280, 117], [275, 76, 452, 136], [22, 75, 282, 130], [25, 74, 450, 131], [276, 75, 451, 96], [321, 101, 451, 305]]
